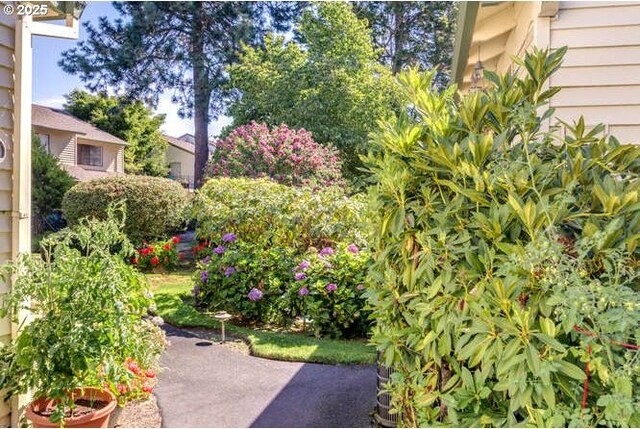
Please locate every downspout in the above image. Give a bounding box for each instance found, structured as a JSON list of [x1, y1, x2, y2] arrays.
[[451, 2, 480, 87]]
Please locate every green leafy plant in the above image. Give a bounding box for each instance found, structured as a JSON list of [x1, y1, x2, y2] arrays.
[[0, 205, 162, 424], [31, 132, 75, 235], [365, 48, 640, 427], [62, 175, 191, 244], [287, 243, 371, 338], [192, 177, 366, 252], [195, 234, 296, 324]]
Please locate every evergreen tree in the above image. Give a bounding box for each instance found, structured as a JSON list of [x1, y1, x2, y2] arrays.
[[227, 2, 399, 179], [31, 133, 75, 234], [59, 2, 298, 187], [353, 2, 457, 87], [64, 89, 168, 176]]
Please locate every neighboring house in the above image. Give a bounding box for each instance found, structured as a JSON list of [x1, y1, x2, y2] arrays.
[[452, 1, 640, 143], [163, 133, 216, 189], [32, 104, 127, 181], [163, 134, 195, 189], [1, 3, 86, 426]]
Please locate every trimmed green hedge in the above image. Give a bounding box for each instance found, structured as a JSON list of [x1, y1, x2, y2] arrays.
[[62, 175, 190, 243]]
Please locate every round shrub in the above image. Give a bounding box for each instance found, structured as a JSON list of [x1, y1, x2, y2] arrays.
[[286, 243, 372, 338], [192, 177, 366, 251], [62, 175, 190, 244], [205, 122, 344, 187]]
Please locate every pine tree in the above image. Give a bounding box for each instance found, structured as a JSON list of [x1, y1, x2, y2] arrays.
[[59, 2, 299, 187]]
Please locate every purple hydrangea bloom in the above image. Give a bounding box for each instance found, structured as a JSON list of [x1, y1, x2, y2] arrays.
[[298, 260, 311, 270], [357, 284, 365, 290], [294, 272, 306, 281], [324, 260, 333, 269], [248, 288, 263, 301], [347, 244, 360, 254], [224, 266, 236, 277], [213, 245, 226, 255], [298, 287, 309, 297], [319, 247, 334, 257], [325, 283, 337, 292], [201, 256, 211, 264], [222, 233, 237, 243], [200, 271, 209, 283]]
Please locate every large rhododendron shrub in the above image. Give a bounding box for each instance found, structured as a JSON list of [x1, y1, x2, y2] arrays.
[[205, 122, 344, 187]]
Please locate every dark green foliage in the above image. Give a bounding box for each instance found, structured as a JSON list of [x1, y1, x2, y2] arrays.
[[354, 2, 457, 86], [227, 2, 399, 179], [64, 89, 168, 176], [59, 2, 299, 187], [365, 48, 640, 427], [31, 133, 75, 234], [62, 175, 190, 244]]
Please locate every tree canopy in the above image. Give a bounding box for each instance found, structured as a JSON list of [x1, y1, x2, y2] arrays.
[[59, 2, 298, 187], [227, 2, 399, 179], [353, 2, 457, 87], [64, 89, 168, 176]]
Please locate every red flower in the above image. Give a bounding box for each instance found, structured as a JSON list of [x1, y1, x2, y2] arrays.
[[142, 384, 153, 393], [163, 243, 172, 251], [140, 248, 150, 256], [117, 384, 127, 395], [172, 236, 180, 244], [132, 256, 139, 265], [145, 369, 156, 378], [127, 360, 141, 375], [178, 252, 185, 260], [151, 256, 160, 266], [148, 246, 155, 253]]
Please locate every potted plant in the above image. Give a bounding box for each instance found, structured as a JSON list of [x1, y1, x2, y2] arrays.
[[0, 205, 156, 427]]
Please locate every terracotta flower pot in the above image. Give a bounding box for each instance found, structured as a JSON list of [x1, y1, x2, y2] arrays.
[[26, 387, 117, 428]]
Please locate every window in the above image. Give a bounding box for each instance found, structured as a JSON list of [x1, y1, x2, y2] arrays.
[[36, 133, 50, 154], [169, 162, 182, 177], [77, 144, 102, 167]]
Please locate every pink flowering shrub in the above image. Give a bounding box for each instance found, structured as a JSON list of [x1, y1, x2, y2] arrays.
[[205, 122, 344, 187]]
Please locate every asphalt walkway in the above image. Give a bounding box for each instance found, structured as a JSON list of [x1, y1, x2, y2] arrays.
[[154, 325, 377, 428]]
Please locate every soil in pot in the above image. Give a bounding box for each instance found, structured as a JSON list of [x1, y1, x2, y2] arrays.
[[26, 387, 117, 428]]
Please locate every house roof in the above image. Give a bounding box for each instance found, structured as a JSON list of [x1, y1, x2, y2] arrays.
[[32, 104, 128, 146], [61, 164, 124, 181], [163, 134, 195, 154]]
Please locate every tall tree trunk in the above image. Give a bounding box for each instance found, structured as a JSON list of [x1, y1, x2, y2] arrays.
[[192, 2, 210, 188], [391, 4, 404, 74]]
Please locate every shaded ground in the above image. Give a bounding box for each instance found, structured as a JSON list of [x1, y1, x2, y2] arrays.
[[154, 325, 376, 428]]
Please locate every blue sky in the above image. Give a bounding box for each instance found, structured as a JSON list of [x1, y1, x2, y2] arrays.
[[32, 1, 231, 138]]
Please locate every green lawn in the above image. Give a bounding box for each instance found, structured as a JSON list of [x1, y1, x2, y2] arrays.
[[147, 271, 376, 365]]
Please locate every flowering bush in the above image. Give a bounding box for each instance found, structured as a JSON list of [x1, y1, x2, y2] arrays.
[[192, 177, 367, 252], [194, 233, 296, 324], [205, 122, 344, 187], [287, 243, 372, 338], [132, 236, 181, 271]]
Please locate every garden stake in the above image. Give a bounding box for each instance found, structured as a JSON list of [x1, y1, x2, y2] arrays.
[[214, 312, 232, 343]]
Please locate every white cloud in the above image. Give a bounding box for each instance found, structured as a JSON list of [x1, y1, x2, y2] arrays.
[[155, 92, 232, 139]]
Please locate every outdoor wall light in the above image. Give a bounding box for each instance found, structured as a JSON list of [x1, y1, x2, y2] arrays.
[[0, 139, 5, 163]]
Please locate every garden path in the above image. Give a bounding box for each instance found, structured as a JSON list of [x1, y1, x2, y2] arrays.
[[154, 325, 377, 428]]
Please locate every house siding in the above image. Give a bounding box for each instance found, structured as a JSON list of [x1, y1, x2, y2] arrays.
[[550, 2, 640, 144], [0, 3, 13, 424], [33, 128, 76, 164], [165, 144, 195, 187]]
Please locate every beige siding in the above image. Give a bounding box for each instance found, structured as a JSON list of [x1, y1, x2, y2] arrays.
[[166, 144, 195, 185], [117, 147, 124, 173], [33, 127, 75, 164], [0, 3, 13, 424], [550, 2, 640, 144]]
